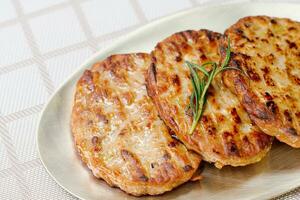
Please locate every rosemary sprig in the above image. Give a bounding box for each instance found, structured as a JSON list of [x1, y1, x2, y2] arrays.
[[186, 38, 242, 135]]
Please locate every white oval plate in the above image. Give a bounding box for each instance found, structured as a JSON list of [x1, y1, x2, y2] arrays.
[[37, 2, 300, 200]]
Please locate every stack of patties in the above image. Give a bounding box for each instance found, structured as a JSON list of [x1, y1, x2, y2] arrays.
[[71, 16, 300, 196]]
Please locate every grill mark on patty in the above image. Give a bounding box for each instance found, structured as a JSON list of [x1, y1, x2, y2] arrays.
[[266, 100, 278, 114], [261, 66, 275, 86], [282, 127, 298, 136], [201, 115, 217, 136], [231, 108, 241, 124], [91, 136, 99, 145], [241, 136, 255, 156], [252, 131, 272, 149], [170, 41, 183, 63], [223, 131, 240, 156], [168, 140, 178, 147], [236, 79, 273, 121], [246, 67, 261, 81], [149, 63, 157, 83], [284, 110, 293, 122], [183, 165, 193, 172], [121, 149, 148, 182], [172, 74, 181, 88], [286, 40, 297, 49], [264, 92, 273, 101]]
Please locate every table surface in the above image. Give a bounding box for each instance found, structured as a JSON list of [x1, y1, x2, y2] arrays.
[[0, 0, 299, 199]]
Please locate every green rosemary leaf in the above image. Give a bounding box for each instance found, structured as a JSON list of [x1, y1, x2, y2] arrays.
[[185, 61, 209, 77], [190, 73, 198, 116], [189, 91, 195, 116], [221, 38, 231, 68], [187, 64, 200, 97]]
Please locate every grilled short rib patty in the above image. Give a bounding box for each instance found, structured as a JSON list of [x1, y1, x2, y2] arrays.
[[146, 30, 272, 168], [221, 16, 300, 148], [71, 53, 201, 196]]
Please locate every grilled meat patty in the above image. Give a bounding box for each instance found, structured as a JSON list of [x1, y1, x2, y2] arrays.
[[146, 29, 272, 168], [221, 16, 300, 148], [71, 53, 201, 196]]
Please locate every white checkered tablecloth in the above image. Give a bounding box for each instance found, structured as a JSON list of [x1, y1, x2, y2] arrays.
[[0, 0, 300, 199]]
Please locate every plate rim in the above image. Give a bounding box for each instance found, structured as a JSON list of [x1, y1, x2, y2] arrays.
[[36, 1, 300, 199]]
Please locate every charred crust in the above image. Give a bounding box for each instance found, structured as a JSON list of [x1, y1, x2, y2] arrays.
[[266, 100, 278, 114], [91, 136, 99, 145], [261, 38, 269, 43], [284, 110, 293, 122], [253, 132, 272, 149], [169, 131, 179, 140], [156, 43, 163, 52], [150, 63, 157, 83], [176, 30, 198, 41], [286, 40, 297, 49], [228, 142, 239, 156], [150, 163, 156, 168], [119, 128, 129, 136], [121, 149, 149, 182], [201, 29, 222, 41], [121, 149, 131, 159], [212, 148, 220, 154], [200, 54, 207, 60], [267, 30, 274, 37], [139, 175, 149, 182], [163, 152, 171, 160], [288, 27, 297, 31], [168, 140, 178, 147], [96, 114, 108, 123], [222, 132, 240, 156], [294, 76, 300, 85], [253, 105, 273, 120], [208, 126, 217, 136], [264, 92, 273, 101], [270, 19, 277, 24], [283, 127, 298, 136], [201, 115, 217, 136], [206, 30, 214, 41], [231, 108, 241, 124], [175, 56, 182, 62], [242, 136, 250, 144], [172, 74, 181, 86], [80, 70, 94, 91], [246, 67, 261, 81], [183, 165, 193, 172], [234, 28, 244, 35], [230, 74, 273, 121]]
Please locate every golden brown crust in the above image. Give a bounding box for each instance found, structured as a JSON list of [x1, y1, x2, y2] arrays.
[[146, 29, 273, 168], [71, 53, 201, 196], [222, 16, 300, 148]]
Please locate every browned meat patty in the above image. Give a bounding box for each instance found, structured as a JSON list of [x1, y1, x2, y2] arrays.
[[71, 53, 201, 196], [146, 29, 273, 168], [221, 16, 300, 148]]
